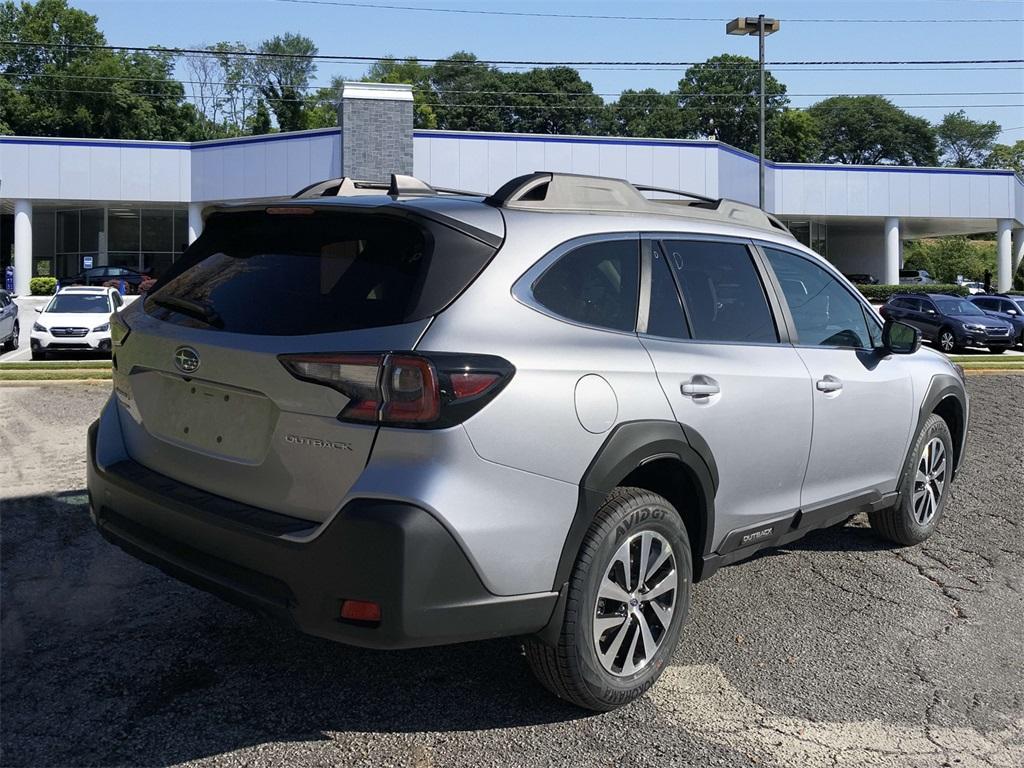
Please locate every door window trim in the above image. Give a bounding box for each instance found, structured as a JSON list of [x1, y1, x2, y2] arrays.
[[512, 231, 643, 337], [638, 232, 792, 347], [753, 241, 883, 352]]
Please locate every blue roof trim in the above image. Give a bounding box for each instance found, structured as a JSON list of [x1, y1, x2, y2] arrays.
[[0, 136, 188, 151], [191, 128, 339, 150], [413, 130, 1021, 179], [413, 130, 723, 151]]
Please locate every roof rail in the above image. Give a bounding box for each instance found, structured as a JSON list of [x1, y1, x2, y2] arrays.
[[484, 172, 792, 236], [293, 174, 484, 199]]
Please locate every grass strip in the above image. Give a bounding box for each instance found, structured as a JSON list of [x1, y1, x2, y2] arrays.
[[0, 361, 111, 370]]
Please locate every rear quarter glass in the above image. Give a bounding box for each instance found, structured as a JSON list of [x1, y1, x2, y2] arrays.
[[144, 210, 499, 335]]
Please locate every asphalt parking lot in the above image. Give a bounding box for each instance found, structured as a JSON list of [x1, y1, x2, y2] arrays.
[[1, 377, 1022, 768]]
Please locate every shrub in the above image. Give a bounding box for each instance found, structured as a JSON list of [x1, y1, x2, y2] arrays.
[[29, 277, 58, 295], [854, 283, 969, 302]]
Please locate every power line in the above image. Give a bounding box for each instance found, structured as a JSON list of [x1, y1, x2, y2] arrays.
[[2, 40, 1022, 68], [13, 85, 1023, 112], [269, 0, 1024, 24], [4, 71, 1021, 100]]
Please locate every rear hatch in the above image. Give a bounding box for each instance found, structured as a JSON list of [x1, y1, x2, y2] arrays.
[[112, 201, 503, 523]]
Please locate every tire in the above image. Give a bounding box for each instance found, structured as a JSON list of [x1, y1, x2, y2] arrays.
[[869, 413, 953, 546], [524, 487, 691, 711], [30, 348, 47, 361], [7, 322, 19, 351], [988, 346, 1006, 354], [937, 327, 960, 354]]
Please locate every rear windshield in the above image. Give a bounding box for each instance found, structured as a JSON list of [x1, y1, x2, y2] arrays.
[[144, 209, 498, 335], [46, 294, 111, 313]]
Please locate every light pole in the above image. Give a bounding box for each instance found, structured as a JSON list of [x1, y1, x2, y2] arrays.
[[727, 14, 780, 210]]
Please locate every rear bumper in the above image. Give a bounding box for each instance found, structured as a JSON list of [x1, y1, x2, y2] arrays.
[[86, 420, 557, 649]]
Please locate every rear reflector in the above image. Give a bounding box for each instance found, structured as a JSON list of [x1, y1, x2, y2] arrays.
[[340, 599, 381, 623]]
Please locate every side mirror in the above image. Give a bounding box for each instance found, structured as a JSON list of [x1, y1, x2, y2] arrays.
[[926, 309, 937, 315], [1008, 309, 1019, 316], [883, 320, 922, 355]]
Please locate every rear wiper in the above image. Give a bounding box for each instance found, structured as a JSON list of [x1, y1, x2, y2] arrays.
[[152, 295, 224, 328]]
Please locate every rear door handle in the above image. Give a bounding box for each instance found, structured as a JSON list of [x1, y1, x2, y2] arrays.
[[815, 375, 843, 393], [681, 375, 720, 398]]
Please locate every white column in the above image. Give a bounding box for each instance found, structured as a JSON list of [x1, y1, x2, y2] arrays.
[[187, 203, 204, 244], [996, 219, 1012, 292], [13, 200, 33, 297], [884, 217, 900, 285], [1012, 228, 1024, 282]]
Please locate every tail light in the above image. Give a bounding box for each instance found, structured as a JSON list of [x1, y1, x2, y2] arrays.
[[279, 352, 514, 428]]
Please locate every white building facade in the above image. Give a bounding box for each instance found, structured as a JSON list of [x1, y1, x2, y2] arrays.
[[2, 83, 1023, 296]]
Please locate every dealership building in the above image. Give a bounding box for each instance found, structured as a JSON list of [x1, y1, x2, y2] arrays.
[[2, 81, 1023, 296]]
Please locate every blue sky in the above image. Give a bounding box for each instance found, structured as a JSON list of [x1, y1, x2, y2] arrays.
[[74, 0, 1024, 141]]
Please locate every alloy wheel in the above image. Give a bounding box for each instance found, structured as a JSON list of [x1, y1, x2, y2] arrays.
[[593, 530, 677, 677], [912, 437, 947, 525], [939, 332, 955, 353]]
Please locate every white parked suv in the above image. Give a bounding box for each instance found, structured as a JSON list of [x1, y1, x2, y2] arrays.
[[31, 285, 123, 359]]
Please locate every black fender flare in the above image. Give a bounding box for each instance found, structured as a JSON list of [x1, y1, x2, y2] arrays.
[[903, 373, 968, 490], [550, 420, 718, 592]]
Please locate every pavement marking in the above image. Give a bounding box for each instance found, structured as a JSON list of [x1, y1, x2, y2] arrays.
[[652, 665, 1024, 768]]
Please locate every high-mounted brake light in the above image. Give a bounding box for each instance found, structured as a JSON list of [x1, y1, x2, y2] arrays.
[[278, 352, 514, 428]]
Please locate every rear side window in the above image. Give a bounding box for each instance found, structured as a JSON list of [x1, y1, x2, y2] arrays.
[[661, 240, 778, 344], [145, 210, 497, 335], [646, 244, 689, 339], [532, 239, 639, 332]]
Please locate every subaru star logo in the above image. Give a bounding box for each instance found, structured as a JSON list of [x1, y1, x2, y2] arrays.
[[174, 346, 200, 374]]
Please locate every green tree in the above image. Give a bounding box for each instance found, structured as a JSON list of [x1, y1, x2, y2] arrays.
[[248, 99, 272, 134], [676, 54, 788, 153], [903, 237, 996, 283], [983, 140, 1024, 175], [809, 96, 938, 166], [935, 110, 1001, 167], [255, 32, 317, 132], [503, 67, 607, 135], [430, 52, 510, 132], [364, 58, 437, 128], [0, 0, 203, 140], [767, 109, 820, 162], [609, 88, 682, 138]]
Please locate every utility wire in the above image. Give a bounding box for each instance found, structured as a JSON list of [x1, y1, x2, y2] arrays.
[[3, 71, 1021, 99], [1, 40, 1021, 68], [11, 85, 1023, 111], [269, 0, 1024, 24]]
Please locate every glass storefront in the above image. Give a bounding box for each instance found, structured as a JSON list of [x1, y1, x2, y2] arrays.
[[782, 220, 828, 260], [33, 206, 188, 281]]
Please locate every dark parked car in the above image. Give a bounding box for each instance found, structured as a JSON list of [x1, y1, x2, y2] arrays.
[[843, 273, 879, 285], [67, 266, 146, 292], [881, 293, 1015, 353], [969, 294, 1024, 347]]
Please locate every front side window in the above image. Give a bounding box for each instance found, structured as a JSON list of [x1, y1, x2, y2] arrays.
[[764, 247, 872, 349], [934, 297, 984, 316], [661, 240, 778, 344], [532, 239, 640, 332]]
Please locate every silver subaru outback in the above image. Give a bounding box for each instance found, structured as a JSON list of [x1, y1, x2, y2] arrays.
[[87, 172, 968, 711]]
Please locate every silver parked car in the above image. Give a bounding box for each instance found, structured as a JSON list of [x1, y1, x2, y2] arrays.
[[87, 173, 969, 710]]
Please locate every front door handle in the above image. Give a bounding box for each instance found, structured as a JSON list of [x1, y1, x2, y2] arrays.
[[681, 375, 720, 398], [816, 375, 843, 393]]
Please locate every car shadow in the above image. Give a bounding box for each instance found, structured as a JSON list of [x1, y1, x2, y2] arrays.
[[0, 490, 587, 768]]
